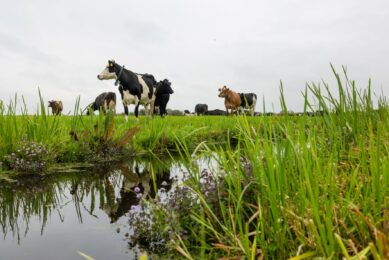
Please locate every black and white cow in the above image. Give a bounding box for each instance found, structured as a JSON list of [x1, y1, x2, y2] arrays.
[[86, 92, 116, 115], [154, 79, 173, 117], [97, 60, 157, 121], [194, 104, 208, 115], [239, 93, 257, 116]]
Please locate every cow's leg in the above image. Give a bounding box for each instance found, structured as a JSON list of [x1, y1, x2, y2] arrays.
[[162, 99, 169, 117], [112, 101, 117, 114], [134, 102, 140, 123], [251, 100, 257, 116], [237, 107, 241, 115], [144, 104, 149, 116], [162, 96, 169, 117], [149, 100, 155, 118], [162, 103, 166, 117], [108, 100, 115, 115], [160, 103, 165, 117], [103, 100, 108, 115], [124, 104, 129, 121]]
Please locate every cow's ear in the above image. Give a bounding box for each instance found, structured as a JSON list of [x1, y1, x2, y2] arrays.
[[218, 88, 221, 91]]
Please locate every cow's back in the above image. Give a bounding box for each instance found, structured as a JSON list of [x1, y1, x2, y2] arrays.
[[239, 93, 256, 107], [140, 74, 157, 99], [195, 104, 208, 115]]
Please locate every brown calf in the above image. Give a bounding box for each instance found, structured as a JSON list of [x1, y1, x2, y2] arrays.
[[48, 100, 63, 115], [218, 86, 241, 115]]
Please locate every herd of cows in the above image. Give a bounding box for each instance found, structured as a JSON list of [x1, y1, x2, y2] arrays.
[[47, 60, 260, 119], [47, 60, 327, 118], [46, 60, 259, 119]]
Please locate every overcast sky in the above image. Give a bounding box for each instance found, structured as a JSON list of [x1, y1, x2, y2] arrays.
[[0, 0, 388, 114]]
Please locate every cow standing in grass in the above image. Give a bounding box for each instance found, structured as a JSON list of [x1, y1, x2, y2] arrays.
[[86, 92, 116, 115], [97, 60, 157, 121], [48, 100, 63, 115], [194, 104, 208, 115], [154, 79, 174, 117], [218, 86, 241, 115], [218, 86, 257, 116]]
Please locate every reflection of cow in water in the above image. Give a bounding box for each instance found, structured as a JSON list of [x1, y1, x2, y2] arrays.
[[101, 161, 173, 223]]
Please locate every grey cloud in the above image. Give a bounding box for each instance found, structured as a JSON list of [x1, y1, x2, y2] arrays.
[[0, 31, 60, 64], [121, 19, 169, 47]]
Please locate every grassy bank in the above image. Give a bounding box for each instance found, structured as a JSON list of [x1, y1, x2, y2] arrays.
[[126, 68, 389, 259], [0, 95, 252, 174]]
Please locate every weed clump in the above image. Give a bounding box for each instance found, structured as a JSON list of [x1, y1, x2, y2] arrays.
[[4, 141, 49, 173], [69, 113, 139, 162]]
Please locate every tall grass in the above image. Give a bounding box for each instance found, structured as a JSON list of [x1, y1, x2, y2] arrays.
[[172, 67, 388, 259], [0, 92, 143, 168], [0, 91, 65, 159], [0, 91, 246, 170]]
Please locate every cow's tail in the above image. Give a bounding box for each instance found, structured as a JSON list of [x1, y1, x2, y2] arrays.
[[82, 102, 94, 115]]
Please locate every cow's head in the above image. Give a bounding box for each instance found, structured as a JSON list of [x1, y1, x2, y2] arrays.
[[48, 100, 57, 107], [218, 86, 229, 97], [156, 79, 174, 95], [97, 60, 117, 80]]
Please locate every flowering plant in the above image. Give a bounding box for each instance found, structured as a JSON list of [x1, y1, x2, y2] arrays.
[[5, 141, 49, 173]]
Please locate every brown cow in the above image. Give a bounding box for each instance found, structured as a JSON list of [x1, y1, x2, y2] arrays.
[[48, 100, 63, 115], [218, 86, 241, 115]]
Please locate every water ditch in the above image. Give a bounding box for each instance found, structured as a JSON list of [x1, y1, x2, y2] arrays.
[[0, 156, 214, 259]]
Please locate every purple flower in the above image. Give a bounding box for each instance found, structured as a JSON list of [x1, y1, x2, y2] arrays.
[[136, 193, 143, 199], [134, 186, 141, 193]]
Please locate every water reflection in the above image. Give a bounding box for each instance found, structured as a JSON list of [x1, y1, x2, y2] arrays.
[[91, 160, 172, 223], [0, 157, 175, 259]]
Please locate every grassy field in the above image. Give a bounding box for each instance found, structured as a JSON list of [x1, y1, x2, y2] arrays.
[[0, 68, 388, 259]]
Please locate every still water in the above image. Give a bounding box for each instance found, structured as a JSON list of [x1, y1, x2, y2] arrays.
[[0, 158, 191, 260]]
